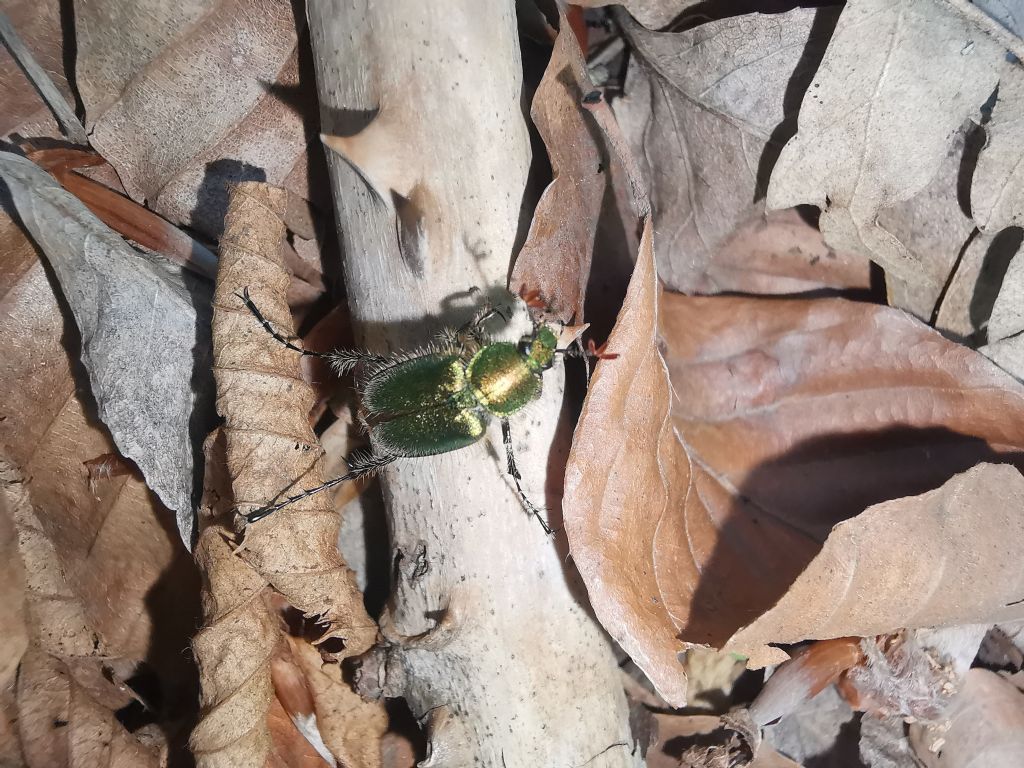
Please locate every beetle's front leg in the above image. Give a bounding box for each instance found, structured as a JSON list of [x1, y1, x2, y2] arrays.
[[501, 419, 553, 535]]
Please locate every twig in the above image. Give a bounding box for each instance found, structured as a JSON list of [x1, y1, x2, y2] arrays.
[[0, 11, 88, 145]]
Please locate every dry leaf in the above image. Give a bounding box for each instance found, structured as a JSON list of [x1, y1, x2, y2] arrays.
[[701, 209, 871, 296], [565, 212, 1024, 702], [0, 0, 69, 138], [75, 0, 312, 241], [750, 638, 864, 727], [266, 694, 332, 768], [878, 127, 977, 319], [909, 669, 1024, 767], [0, 151, 215, 546], [510, 17, 605, 324], [285, 636, 387, 768], [210, 182, 374, 654], [724, 465, 1024, 664], [621, 6, 836, 293], [1, 210, 200, 766], [767, 0, 1002, 286], [27, 147, 218, 279], [647, 712, 799, 768], [972, 62, 1024, 233], [574, 0, 699, 30]]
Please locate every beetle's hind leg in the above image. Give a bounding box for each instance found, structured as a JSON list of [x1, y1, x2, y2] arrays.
[[501, 419, 553, 535], [242, 450, 396, 524]]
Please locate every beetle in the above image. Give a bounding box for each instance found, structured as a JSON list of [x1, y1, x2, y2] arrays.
[[237, 289, 612, 531]]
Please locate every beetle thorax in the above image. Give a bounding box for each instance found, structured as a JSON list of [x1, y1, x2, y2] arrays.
[[467, 342, 542, 418]]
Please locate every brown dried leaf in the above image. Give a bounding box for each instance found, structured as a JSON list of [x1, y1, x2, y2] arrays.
[[1, 210, 200, 766], [191, 431, 280, 768], [647, 712, 800, 768], [285, 636, 387, 768], [621, 7, 838, 293], [725, 466, 1024, 664], [27, 147, 218, 279], [0, 0, 69, 138], [564, 215, 1024, 703], [702, 209, 871, 296], [75, 0, 312, 241], [266, 695, 332, 768], [510, 18, 605, 324], [211, 182, 374, 654]]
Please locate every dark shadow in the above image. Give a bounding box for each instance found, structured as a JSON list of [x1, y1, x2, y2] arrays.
[[664, 0, 845, 34], [57, 0, 87, 121], [509, 23, 556, 282], [957, 121, 988, 219], [969, 226, 1024, 342], [139, 486, 203, 768], [685, 426, 1024, 649], [754, 5, 843, 201], [805, 713, 867, 768]]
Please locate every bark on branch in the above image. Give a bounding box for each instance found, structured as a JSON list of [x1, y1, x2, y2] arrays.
[[306, 2, 642, 766]]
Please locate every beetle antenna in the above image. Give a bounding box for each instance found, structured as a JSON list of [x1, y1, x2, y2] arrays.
[[237, 287, 328, 359], [556, 339, 619, 360]]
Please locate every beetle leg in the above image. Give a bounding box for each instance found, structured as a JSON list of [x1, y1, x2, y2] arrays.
[[242, 451, 395, 523], [239, 287, 387, 374], [324, 348, 389, 376], [238, 287, 322, 357], [501, 419, 553, 535]]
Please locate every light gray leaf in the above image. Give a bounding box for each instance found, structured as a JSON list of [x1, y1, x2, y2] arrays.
[[767, 0, 1003, 287], [974, 0, 1024, 37], [0, 151, 213, 546], [973, 62, 1024, 232], [576, 0, 701, 30], [622, 6, 835, 293]]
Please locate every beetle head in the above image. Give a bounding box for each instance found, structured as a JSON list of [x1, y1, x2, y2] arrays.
[[521, 325, 558, 372]]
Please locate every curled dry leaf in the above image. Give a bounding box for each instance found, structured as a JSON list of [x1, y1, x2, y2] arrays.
[[565, 212, 1024, 703], [910, 668, 1024, 767], [282, 635, 387, 768], [510, 17, 605, 324], [767, 0, 1002, 286], [1, 208, 200, 766], [75, 0, 313, 241], [647, 712, 799, 768], [210, 182, 374, 654], [749, 638, 864, 727], [191, 431, 281, 768], [0, 151, 214, 546]]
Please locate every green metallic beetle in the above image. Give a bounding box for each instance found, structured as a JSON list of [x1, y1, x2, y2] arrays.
[[237, 289, 581, 530]]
